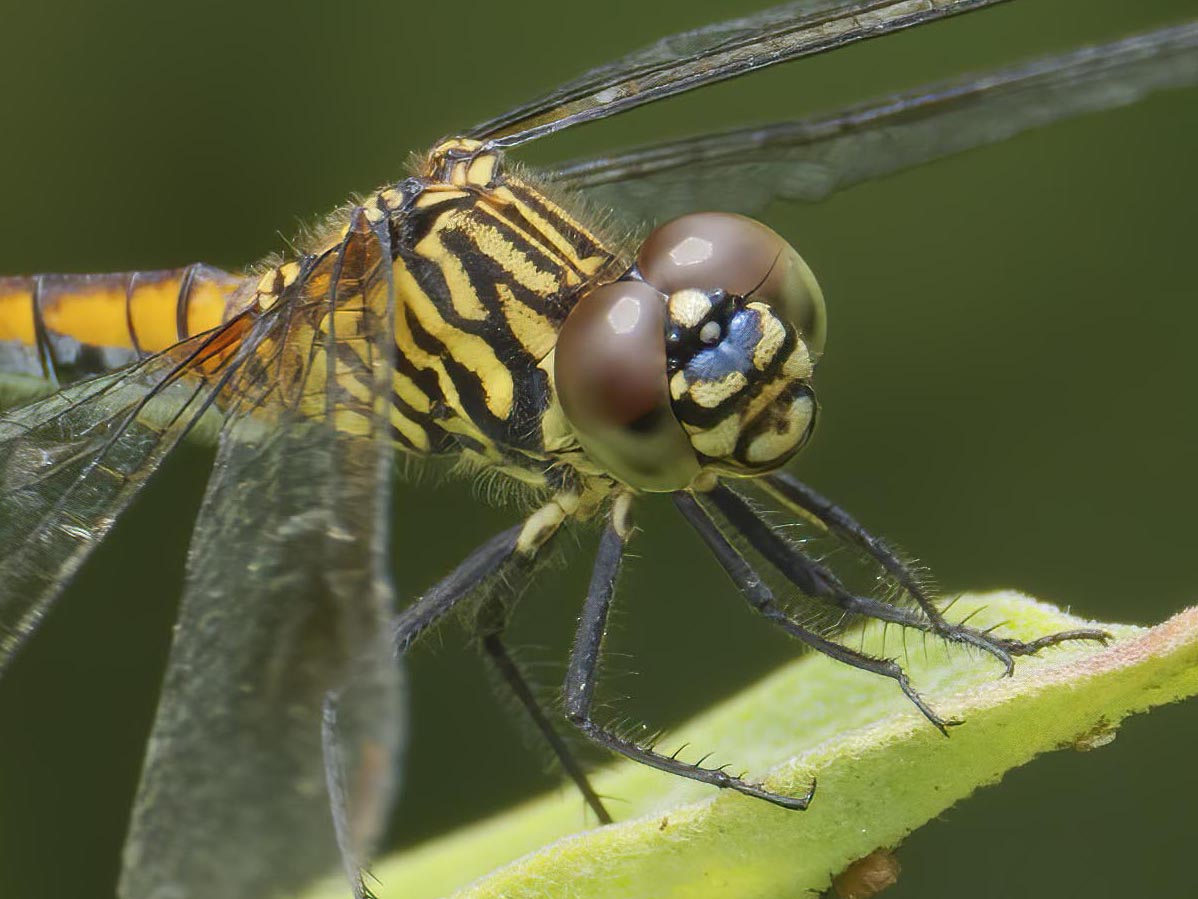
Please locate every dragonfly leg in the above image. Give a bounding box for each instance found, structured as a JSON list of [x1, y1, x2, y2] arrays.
[[712, 480, 1109, 674], [677, 490, 956, 734], [392, 522, 524, 652], [759, 471, 943, 622], [393, 497, 611, 823], [563, 497, 815, 810], [480, 629, 612, 824]]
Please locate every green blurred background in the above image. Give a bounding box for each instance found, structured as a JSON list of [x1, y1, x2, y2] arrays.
[[1, 1, 1195, 896]]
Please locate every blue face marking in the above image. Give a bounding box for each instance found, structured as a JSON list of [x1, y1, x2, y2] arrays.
[[684, 308, 762, 384]]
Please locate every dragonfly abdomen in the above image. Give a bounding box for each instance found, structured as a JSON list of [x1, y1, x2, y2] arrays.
[[0, 264, 243, 385]]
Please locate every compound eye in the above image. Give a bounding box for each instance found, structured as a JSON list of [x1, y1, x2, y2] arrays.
[[555, 280, 700, 492], [636, 211, 827, 357]]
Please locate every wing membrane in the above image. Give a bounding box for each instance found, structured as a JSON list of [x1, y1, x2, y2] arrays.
[[470, 0, 1005, 146], [119, 212, 403, 899], [550, 21, 1198, 221], [0, 319, 246, 671]]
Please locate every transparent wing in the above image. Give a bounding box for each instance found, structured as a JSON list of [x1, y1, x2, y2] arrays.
[[470, 0, 1002, 146], [119, 210, 403, 899], [0, 317, 247, 671], [549, 21, 1198, 222]]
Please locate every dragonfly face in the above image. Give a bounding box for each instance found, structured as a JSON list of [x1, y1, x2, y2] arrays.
[[556, 211, 823, 490], [0, 3, 1195, 898]]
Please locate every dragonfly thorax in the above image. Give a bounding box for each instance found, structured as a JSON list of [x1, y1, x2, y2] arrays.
[[555, 212, 823, 492]]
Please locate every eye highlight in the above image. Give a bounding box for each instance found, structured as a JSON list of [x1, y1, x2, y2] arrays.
[[636, 211, 826, 358]]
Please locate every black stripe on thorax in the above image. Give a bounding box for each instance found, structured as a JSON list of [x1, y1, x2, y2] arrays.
[[507, 182, 610, 265], [486, 185, 594, 283], [397, 232, 551, 448], [402, 305, 506, 445], [436, 224, 565, 332], [390, 191, 477, 248], [389, 422, 421, 453], [388, 387, 455, 454]]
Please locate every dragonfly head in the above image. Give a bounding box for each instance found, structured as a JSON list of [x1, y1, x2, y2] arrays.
[[555, 212, 824, 492]]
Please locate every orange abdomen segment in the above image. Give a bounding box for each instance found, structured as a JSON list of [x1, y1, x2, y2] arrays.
[[0, 264, 245, 383]]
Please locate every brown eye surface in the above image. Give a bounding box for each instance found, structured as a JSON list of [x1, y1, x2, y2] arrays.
[[636, 211, 826, 357], [555, 280, 699, 491]]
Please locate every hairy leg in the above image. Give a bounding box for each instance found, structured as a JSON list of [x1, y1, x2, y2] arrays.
[[563, 495, 815, 810], [394, 496, 611, 823], [717, 479, 1108, 673]]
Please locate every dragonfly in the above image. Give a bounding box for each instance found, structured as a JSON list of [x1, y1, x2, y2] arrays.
[[1, 1, 1195, 897]]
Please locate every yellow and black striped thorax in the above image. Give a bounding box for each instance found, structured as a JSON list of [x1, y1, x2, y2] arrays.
[[378, 139, 621, 483]]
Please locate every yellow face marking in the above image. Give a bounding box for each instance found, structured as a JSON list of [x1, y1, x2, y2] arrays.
[[740, 374, 791, 426], [782, 340, 813, 380], [750, 307, 786, 371], [688, 415, 740, 459], [667, 289, 712, 329], [669, 369, 690, 401], [0, 285, 35, 343], [687, 370, 748, 408], [744, 392, 815, 465]]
